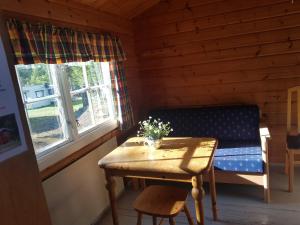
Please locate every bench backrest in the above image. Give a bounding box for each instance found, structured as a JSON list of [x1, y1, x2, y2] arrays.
[[150, 105, 260, 144]]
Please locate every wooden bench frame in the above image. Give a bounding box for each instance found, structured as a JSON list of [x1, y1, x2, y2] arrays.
[[202, 124, 271, 203]]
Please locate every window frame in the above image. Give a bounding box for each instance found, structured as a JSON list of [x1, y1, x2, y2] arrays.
[[15, 61, 117, 164], [38, 119, 118, 171]]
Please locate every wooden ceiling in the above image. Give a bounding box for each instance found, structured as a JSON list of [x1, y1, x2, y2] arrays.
[[55, 0, 161, 19]]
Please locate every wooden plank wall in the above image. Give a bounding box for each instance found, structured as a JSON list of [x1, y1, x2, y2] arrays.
[[133, 0, 300, 163], [0, 0, 144, 121]]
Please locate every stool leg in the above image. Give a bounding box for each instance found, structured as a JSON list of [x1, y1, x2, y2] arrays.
[[184, 204, 195, 225], [137, 213, 143, 225], [169, 217, 176, 225], [288, 150, 294, 192], [152, 216, 157, 225]]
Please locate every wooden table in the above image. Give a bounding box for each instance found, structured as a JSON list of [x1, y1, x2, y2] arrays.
[[98, 137, 218, 225]]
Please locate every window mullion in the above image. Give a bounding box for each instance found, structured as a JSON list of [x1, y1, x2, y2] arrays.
[[69, 87, 89, 96], [101, 63, 115, 119], [82, 63, 96, 125], [15, 68, 27, 104], [24, 94, 60, 104], [50, 64, 77, 140]]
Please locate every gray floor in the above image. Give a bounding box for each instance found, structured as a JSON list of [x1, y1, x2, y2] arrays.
[[99, 166, 300, 225]]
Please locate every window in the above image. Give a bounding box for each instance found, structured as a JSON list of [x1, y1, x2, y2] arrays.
[[15, 61, 115, 156], [35, 90, 45, 98]]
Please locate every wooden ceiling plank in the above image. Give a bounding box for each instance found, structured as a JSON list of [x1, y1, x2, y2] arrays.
[[49, 0, 162, 19], [93, 0, 111, 8], [4, 0, 133, 35], [127, 0, 161, 19], [96, 1, 122, 17], [48, 0, 126, 21]]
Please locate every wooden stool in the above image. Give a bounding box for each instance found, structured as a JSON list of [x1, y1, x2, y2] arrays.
[[133, 185, 194, 225], [285, 86, 300, 192]]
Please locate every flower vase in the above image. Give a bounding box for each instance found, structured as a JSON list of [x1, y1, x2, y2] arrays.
[[144, 137, 163, 149]]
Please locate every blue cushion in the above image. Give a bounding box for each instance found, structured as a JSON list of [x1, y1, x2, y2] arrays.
[[214, 145, 263, 173], [150, 105, 260, 143]]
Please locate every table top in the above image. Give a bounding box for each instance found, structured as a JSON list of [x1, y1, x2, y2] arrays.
[[98, 137, 217, 176]]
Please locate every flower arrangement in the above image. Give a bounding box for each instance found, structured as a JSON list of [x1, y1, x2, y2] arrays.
[[137, 116, 173, 140]]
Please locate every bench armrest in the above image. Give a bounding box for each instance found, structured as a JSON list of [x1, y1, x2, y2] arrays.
[[259, 123, 271, 139], [259, 123, 270, 169], [259, 123, 270, 152]]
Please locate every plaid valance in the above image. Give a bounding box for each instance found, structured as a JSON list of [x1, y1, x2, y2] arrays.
[[6, 19, 126, 65]]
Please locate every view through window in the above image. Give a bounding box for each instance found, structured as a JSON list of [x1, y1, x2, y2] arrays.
[[15, 61, 114, 156]]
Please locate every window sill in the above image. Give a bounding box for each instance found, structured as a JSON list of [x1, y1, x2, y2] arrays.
[[39, 120, 120, 181]]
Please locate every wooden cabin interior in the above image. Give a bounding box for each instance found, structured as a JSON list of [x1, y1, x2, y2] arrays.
[[1, 0, 300, 225]]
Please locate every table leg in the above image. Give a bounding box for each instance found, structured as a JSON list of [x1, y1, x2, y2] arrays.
[[209, 166, 217, 221], [105, 171, 119, 225], [192, 175, 205, 225]]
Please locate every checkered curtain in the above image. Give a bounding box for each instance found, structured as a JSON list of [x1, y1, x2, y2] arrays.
[[6, 18, 134, 130], [109, 61, 135, 130], [6, 19, 126, 64]]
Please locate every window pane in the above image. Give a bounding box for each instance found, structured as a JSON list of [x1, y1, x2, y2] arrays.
[[90, 89, 110, 123], [66, 63, 85, 91], [86, 62, 104, 86], [72, 93, 93, 133], [26, 99, 67, 153], [16, 64, 56, 101]]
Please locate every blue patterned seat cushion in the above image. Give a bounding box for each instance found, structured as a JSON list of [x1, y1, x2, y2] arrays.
[[150, 105, 263, 173], [214, 143, 263, 173]]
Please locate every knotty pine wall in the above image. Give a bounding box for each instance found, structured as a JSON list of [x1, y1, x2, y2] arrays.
[[133, 0, 300, 163], [0, 0, 144, 121]]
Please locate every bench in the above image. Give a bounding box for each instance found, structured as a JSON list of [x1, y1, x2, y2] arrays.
[[150, 105, 271, 202]]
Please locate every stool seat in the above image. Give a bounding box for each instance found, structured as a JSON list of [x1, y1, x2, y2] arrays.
[[133, 185, 188, 217]]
